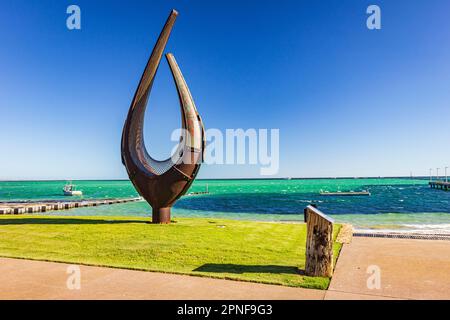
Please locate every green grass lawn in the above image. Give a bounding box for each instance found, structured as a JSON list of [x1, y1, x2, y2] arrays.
[[0, 215, 342, 289]]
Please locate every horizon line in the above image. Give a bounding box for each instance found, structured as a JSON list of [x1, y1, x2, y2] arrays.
[[0, 176, 431, 182]]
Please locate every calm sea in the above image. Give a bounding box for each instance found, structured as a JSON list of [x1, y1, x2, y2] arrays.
[[1, 179, 449, 233]]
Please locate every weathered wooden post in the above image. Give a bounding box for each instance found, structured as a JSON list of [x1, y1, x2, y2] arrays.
[[304, 205, 334, 277]]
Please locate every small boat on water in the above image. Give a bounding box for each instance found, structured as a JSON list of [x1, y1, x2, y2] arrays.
[[320, 189, 371, 196], [187, 184, 209, 196], [63, 182, 83, 196]]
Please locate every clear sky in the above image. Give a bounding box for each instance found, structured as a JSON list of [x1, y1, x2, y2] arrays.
[[1, 0, 449, 180]]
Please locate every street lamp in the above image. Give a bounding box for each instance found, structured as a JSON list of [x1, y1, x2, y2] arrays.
[[445, 167, 448, 183], [437, 168, 440, 181], [429, 168, 433, 182]]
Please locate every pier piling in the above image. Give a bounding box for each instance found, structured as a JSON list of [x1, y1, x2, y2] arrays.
[[304, 205, 334, 277], [429, 181, 450, 191]]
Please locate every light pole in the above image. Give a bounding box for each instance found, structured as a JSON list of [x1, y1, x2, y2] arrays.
[[430, 168, 433, 182], [445, 167, 448, 183], [437, 168, 440, 181]]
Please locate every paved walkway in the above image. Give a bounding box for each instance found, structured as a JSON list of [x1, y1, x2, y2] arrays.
[[1, 237, 449, 300], [326, 237, 450, 300], [0, 258, 324, 300]]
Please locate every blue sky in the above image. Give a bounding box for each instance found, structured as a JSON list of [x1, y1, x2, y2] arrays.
[[0, 0, 449, 180]]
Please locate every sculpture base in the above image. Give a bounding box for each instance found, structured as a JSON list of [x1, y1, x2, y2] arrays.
[[152, 207, 171, 224]]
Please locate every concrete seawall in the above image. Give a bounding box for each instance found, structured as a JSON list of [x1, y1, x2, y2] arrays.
[[0, 197, 143, 215]]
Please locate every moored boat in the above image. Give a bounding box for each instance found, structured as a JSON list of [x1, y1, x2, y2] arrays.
[[63, 182, 83, 196]]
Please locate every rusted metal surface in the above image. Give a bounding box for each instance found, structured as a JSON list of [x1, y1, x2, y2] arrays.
[[121, 10, 205, 224]]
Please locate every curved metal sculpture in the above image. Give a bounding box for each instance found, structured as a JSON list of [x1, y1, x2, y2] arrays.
[[121, 10, 205, 224]]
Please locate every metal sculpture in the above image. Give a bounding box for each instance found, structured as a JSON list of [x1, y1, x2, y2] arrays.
[[121, 10, 205, 224]]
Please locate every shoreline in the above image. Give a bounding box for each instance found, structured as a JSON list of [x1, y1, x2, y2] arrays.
[[4, 208, 450, 236], [1, 178, 448, 235]]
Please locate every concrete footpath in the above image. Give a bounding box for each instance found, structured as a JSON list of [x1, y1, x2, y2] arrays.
[[1, 237, 449, 300], [326, 237, 450, 300], [0, 258, 324, 300]]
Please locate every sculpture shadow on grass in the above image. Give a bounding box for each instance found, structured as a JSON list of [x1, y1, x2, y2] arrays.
[[194, 264, 305, 275], [0, 218, 147, 225]]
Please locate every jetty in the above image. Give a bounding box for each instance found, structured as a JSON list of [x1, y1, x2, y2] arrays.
[[0, 197, 142, 215], [186, 191, 209, 196], [429, 181, 450, 191], [320, 191, 371, 196], [186, 184, 209, 196]]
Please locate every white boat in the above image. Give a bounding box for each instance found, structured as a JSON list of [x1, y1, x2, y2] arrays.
[[63, 182, 83, 196]]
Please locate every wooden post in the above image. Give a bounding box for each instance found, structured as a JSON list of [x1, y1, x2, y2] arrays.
[[305, 205, 334, 277]]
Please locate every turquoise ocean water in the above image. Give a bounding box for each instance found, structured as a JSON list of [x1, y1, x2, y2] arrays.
[[1, 179, 449, 233]]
